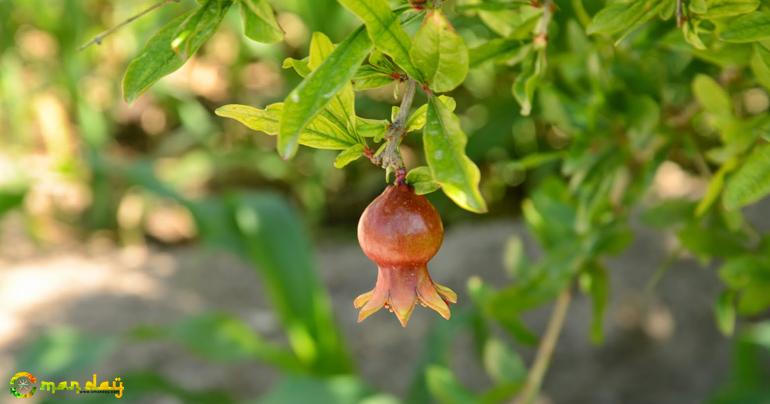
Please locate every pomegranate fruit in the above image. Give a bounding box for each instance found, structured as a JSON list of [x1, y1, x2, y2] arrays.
[[354, 183, 457, 327]]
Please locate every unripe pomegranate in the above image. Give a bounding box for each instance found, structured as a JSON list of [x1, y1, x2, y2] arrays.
[[354, 183, 457, 327]]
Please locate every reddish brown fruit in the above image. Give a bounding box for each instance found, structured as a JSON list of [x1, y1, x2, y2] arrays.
[[354, 184, 457, 327]]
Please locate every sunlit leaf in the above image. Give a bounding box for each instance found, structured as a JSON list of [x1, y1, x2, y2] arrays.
[[405, 166, 440, 195], [123, 0, 232, 102], [338, 0, 421, 79], [217, 103, 359, 150], [239, 0, 283, 43], [334, 144, 365, 168], [423, 96, 487, 213], [410, 11, 468, 93], [278, 26, 372, 158]]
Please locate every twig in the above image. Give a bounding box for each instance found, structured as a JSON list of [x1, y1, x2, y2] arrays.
[[374, 79, 417, 182], [78, 0, 179, 51], [645, 247, 682, 292], [512, 287, 572, 404], [676, 0, 685, 27]]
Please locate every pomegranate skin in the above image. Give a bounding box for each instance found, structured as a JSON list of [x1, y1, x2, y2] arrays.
[[355, 184, 457, 327]]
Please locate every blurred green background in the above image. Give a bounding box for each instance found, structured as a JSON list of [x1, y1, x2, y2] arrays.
[[2, 0, 770, 403]]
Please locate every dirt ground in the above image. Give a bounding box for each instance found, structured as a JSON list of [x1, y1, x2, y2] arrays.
[[2, 201, 769, 404]]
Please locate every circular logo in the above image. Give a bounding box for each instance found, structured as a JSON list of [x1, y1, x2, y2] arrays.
[[9, 372, 36, 398]]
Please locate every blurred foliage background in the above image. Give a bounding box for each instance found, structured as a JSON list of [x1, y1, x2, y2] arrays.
[[2, 0, 770, 403]]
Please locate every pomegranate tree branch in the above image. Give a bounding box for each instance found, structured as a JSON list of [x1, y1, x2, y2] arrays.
[[373, 79, 417, 183], [513, 287, 572, 404], [676, 0, 685, 27], [79, 0, 179, 51]]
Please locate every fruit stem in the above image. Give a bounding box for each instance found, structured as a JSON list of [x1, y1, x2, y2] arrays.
[[513, 286, 572, 404], [376, 79, 417, 179]]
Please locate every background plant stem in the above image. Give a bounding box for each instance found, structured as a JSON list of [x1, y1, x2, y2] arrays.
[[513, 287, 572, 404]]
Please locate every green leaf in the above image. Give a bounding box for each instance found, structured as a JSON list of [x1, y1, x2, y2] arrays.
[[513, 52, 543, 116], [482, 339, 526, 384], [190, 193, 353, 374], [586, 1, 646, 36], [0, 188, 26, 219], [478, 7, 542, 39], [239, 0, 283, 43], [695, 158, 738, 216], [469, 39, 531, 68], [278, 26, 372, 158], [216, 103, 281, 134], [701, 0, 759, 18], [677, 222, 746, 259], [424, 96, 488, 213], [583, 264, 609, 344], [258, 375, 388, 404], [356, 117, 389, 139], [309, 32, 336, 69], [338, 0, 421, 79], [334, 144, 365, 168], [353, 64, 395, 90], [755, 42, 770, 69], [425, 365, 477, 404], [283, 56, 312, 77], [723, 144, 770, 209], [123, 1, 232, 102], [715, 290, 736, 336], [692, 74, 732, 116], [406, 166, 441, 195], [217, 103, 360, 150], [410, 11, 469, 93], [169, 312, 301, 369], [721, 10, 770, 43]]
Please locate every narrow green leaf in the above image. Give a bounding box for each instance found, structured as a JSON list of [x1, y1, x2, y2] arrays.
[[585, 264, 609, 344], [586, 1, 645, 36], [721, 10, 770, 43], [239, 0, 283, 43], [123, 1, 232, 102], [513, 52, 542, 116], [278, 26, 372, 158], [701, 0, 759, 18], [695, 158, 738, 216], [478, 7, 542, 39], [424, 96, 488, 213], [692, 74, 732, 115], [469, 40, 530, 68], [723, 144, 770, 209], [715, 290, 736, 336], [406, 166, 441, 195], [334, 144, 365, 168], [410, 11, 469, 93], [338, 0, 421, 80]]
